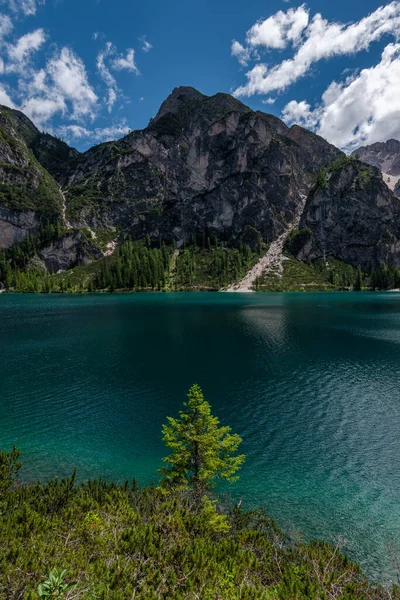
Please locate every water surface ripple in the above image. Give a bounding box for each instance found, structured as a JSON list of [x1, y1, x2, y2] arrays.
[[1, 292, 400, 582]]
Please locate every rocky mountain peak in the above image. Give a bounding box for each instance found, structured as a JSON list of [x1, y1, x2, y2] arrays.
[[352, 138, 400, 175], [152, 86, 206, 123], [352, 137, 400, 197]]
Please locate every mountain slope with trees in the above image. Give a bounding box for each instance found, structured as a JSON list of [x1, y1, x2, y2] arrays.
[[1, 88, 400, 290]]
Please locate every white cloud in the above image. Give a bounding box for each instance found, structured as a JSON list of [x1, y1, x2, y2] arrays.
[[231, 40, 251, 66], [96, 41, 140, 112], [245, 4, 309, 50], [17, 46, 98, 126], [0, 83, 16, 107], [111, 48, 139, 73], [0, 13, 13, 40], [47, 47, 98, 120], [23, 95, 66, 124], [97, 42, 116, 88], [96, 42, 118, 112], [233, 2, 400, 97], [0, 20, 139, 139], [281, 99, 317, 128], [56, 121, 130, 142], [6, 28, 46, 71], [57, 124, 91, 139], [2, 0, 40, 16], [262, 97, 276, 105], [106, 87, 117, 112], [282, 44, 400, 151], [140, 36, 152, 52]]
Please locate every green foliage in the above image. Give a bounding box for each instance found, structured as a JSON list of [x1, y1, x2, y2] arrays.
[[284, 228, 312, 256], [0, 446, 21, 499], [312, 156, 356, 192], [0, 233, 264, 293], [312, 168, 328, 190], [38, 569, 76, 598], [370, 262, 400, 290], [172, 240, 263, 290], [354, 169, 372, 190], [0, 450, 397, 599], [94, 239, 173, 291], [327, 154, 354, 172], [160, 384, 245, 494], [254, 257, 360, 292], [0, 220, 67, 291], [354, 266, 363, 291]]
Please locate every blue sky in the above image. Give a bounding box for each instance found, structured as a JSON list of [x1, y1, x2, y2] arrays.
[[0, 0, 399, 151]]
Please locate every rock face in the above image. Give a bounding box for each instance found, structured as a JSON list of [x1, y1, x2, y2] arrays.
[[0, 205, 41, 249], [352, 139, 400, 198], [38, 231, 103, 273], [296, 160, 400, 269], [2, 87, 400, 274], [63, 87, 341, 245]]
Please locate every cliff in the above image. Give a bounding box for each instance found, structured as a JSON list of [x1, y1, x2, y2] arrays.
[[1, 87, 400, 284]]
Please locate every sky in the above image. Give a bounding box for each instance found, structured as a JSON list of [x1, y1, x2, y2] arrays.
[[0, 0, 399, 152]]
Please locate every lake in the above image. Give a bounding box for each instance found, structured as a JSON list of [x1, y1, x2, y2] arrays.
[[1, 292, 400, 582]]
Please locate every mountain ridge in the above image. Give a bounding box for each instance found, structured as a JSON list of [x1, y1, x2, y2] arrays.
[[1, 87, 400, 285]]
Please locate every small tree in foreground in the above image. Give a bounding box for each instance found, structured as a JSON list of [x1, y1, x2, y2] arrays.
[[160, 384, 245, 495]]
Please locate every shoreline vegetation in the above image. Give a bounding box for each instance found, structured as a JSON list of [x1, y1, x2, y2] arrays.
[[1, 234, 400, 294], [1, 385, 399, 599]]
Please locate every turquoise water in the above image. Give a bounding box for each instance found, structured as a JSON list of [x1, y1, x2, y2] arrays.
[[1, 292, 400, 581]]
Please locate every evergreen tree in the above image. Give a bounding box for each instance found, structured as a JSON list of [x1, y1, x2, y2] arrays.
[[160, 384, 245, 495], [354, 267, 363, 291]]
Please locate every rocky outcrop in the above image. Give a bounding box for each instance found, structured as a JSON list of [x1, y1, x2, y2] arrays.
[[295, 160, 400, 269], [2, 87, 400, 275], [0, 205, 41, 249], [63, 87, 341, 247], [0, 105, 62, 252], [352, 139, 400, 175], [352, 139, 400, 198], [38, 231, 103, 273]]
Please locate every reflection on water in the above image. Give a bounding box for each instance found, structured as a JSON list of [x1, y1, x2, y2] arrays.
[[1, 292, 400, 581]]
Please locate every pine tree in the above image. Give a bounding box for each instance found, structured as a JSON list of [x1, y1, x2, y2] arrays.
[[354, 266, 363, 291], [160, 384, 245, 496]]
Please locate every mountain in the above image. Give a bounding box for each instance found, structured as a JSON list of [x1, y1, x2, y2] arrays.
[[0, 105, 101, 270], [62, 86, 341, 244], [352, 139, 400, 198], [296, 157, 400, 269], [1, 86, 400, 285]]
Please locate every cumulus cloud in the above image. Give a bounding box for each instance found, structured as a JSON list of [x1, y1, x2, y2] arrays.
[[18, 46, 98, 126], [281, 99, 317, 128], [245, 4, 309, 50], [0, 14, 140, 142], [231, 41, 251, 66], [282, 44, 400, 151], [233, 2, 400, 97], [46, 47, 98, 119]]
